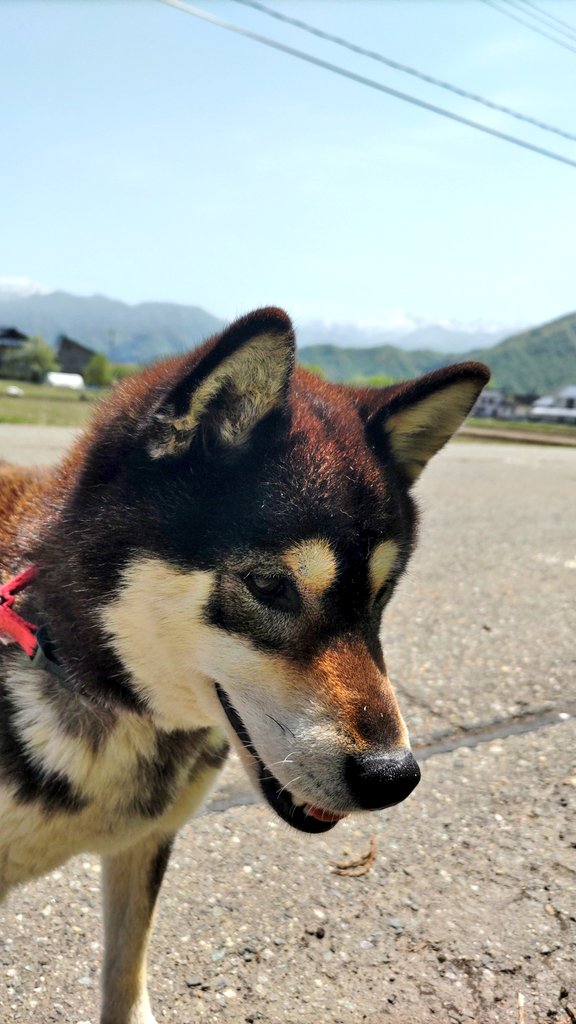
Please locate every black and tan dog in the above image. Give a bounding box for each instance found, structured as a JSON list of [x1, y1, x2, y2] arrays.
[[0, 308, 489, 1023]]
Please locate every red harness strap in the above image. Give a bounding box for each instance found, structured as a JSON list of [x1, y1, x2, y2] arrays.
[[0, 566, 39, 657]]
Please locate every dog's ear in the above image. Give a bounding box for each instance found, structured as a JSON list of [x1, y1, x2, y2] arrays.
[[359, 362, 490, 483], [149, 307, 295, 458]]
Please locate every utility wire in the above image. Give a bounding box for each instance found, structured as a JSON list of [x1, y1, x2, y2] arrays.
[[521, 0, 576, 39], [230, 0, 576, 144], [157, 0, 576, 170], [508, 0, 573, 42], [480, 0, 576, 56], [512, 0, 576, 42]]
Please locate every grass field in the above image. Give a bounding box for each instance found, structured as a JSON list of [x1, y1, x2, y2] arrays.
[[0, 379, 104, 427], [467, 416, 576, 438], [2, 380, 576, 439]]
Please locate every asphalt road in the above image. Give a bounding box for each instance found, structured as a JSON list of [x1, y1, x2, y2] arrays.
[[0, 425, 81, 467], [0, 428, 574, 1024]]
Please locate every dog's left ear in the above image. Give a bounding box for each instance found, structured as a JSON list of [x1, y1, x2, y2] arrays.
[[360, 362, 490, 482], [149, 307, 295, 458]]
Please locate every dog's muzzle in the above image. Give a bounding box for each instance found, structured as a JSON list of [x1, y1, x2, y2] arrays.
[[214, 681, 340, 833], [215, 682, 421, 832]]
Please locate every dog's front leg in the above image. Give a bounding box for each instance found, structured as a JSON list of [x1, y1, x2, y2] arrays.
[[100, 833, 174, 1024]]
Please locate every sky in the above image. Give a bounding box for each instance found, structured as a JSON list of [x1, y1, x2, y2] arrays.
[[1, 0, 576, 332]]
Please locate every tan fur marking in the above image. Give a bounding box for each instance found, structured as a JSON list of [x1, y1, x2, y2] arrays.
[[311, 640, 409, 750], [368, 540, 399, 597], [282, 539, 338, 595]]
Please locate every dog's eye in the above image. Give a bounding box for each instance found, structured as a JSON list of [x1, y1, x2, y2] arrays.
[[243, 573, 300, 613]]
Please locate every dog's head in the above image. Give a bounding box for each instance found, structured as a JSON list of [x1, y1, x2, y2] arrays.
[[52, 308, 489, 832]]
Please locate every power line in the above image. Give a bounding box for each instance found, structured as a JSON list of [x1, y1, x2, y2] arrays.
[[480, 0, 576, 56], [509, 0, 576, 44], [513, 0, 576, 42], [510, 0, 576, 43], [157, 0, 576, 170], [230, 0, 576, 144], [523, 0, 576, 39]]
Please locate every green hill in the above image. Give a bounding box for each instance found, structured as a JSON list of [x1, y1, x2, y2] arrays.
[[465, 312, 576, 394], [298, 344, 445, 382], [300, 312, 576, 394]]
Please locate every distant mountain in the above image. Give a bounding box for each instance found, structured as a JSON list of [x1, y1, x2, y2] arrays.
[[0, 282, 516, 361], [300, 311, 576, 394], [296, 317, 515, 353], [0, 289, 223, 363], [1, 283, 574, 394]]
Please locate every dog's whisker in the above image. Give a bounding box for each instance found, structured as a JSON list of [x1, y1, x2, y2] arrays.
[[277, 776, 303, 799], [265, 714, 296, 739], [266, 753, 298, 769]]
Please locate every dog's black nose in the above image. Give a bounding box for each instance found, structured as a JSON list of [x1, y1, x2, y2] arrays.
[[345, 749, 421, 810]]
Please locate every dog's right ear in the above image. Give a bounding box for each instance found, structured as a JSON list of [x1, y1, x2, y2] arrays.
[[355, 361, 490, 483], [148, 307, 295, 458]]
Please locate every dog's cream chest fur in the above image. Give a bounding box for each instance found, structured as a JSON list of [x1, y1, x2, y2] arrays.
[[0, 662, 226, 893]]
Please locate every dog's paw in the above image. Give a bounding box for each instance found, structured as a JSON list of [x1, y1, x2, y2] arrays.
[[101, 1015, 157, 1024], [100, 1002, 158, 1024]]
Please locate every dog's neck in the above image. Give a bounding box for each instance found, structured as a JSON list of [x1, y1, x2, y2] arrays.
[[7, 571, 148, 716]]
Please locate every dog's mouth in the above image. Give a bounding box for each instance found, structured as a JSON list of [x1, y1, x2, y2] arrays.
[[214, 683, 345, 834]]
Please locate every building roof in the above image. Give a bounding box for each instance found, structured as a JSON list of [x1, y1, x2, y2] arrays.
[[0, 326, 28, 344], [57, 334, 95, 358], [533, 396, 554, 407]]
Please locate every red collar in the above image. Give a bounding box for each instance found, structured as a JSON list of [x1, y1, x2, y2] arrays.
[[1, 567, 69, 684], [0, 566, 39, 657]]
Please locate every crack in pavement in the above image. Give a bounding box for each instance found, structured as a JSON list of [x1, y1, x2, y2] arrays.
[[202, 704, 575, 816], [413, 703, 575, 761]]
